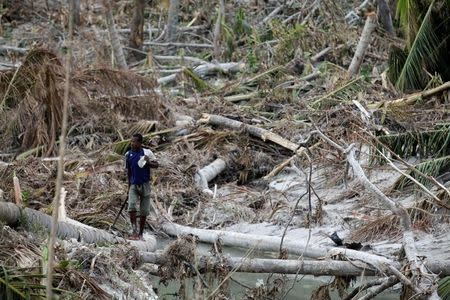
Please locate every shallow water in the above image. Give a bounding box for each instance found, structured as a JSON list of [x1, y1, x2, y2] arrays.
[[150, 238, 399, 299], [152, 272, 398, 299]]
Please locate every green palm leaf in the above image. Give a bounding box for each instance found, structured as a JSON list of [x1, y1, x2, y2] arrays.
[[395, 0, 439, 91], [393, 155, 450, 190], [438, 276, 450, 300], [376, 124, 450, 159]]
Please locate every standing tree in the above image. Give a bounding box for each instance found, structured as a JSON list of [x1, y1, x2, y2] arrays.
[[165, 0, 179, 43], [103, 0, 128, 69], [129, 0, 147, 60]]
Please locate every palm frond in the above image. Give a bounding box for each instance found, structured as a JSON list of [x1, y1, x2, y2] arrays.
[[128, 120, 158, 136], [395, 0, 439, 91], [376, 124, 450, 159], [309, 77, 364, 109], [396, 0, 419, 46], [393, 155, 450, 190], [438, 277, 450, 300]]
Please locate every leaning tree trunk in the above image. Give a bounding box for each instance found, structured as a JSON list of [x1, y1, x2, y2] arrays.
[[0, 202, 156, 251], [129, 0, 146, 60], [348, 12, 377, 76], [103, 0, 128, 69], [165, 0, 179, 43]]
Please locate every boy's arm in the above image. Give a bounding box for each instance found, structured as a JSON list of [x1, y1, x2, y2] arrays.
[[144, 149, 159, 168]]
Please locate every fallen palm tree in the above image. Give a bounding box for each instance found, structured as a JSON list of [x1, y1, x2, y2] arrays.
[[141, 251, 450, 277], [0, 202, 156, 251], [195, 157, 228, 195], [198, 114, 304, 154], [159, 222, 399, 270]]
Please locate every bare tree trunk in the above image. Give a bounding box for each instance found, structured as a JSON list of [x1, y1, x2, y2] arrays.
[[348, 12, 377, 76], [103, 0, 128, 69], [165, 0, 179, 43], [213, 0, 225, 59], [160, 222, 400, 269], [157, 62, 244, 85], [129, 0, 146, 60], [73, 0, 81, 26], [376, 0, 395, 35], [199, 114, 304, 153], [141, 252, 450, 277], [195, 158, 227, 194], [0, 201, 157, 251]]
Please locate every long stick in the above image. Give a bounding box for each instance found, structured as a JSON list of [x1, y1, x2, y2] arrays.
[[111, 193, 128, 230], [46, 0, 74, 297]]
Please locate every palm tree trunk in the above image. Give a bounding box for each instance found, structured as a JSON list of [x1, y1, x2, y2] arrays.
[[348, 12, 377, 76], [129, 0, 146, 60], [103, 0, 128, 69], [165, 0, 180, 43], [213, 0, 225, 59], [0, 201, 156, 251]]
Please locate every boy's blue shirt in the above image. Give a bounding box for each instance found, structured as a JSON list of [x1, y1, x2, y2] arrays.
[[126, 148, 150, 185]]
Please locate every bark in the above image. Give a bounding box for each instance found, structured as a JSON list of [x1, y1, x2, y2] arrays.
[[165, 0, 179, 43], [348, 12, 377, 76], [157, 62, 244, 85], [213, 0, 225, 59], [0, 202, 157, 251], [376, 0, 395, 35], [199, 114, 305, 154], [129, 0, 146, 60], [103, 0, 128, 69], [195, 158, 227, 194]]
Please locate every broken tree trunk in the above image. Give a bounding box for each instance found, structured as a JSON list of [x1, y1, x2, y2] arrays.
[[199, 114, 305, 154], [103, 0, 128, 69], [157, 62, 244, 85], [0, 202, 156, 251], [141, 252, 450, 277], [348, 12, 377, 76], [195, 158, 227, 195], [160, 222, 400, 270]]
